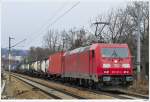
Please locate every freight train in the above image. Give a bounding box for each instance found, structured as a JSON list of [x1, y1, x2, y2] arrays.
[[14, 43, 134, 88]]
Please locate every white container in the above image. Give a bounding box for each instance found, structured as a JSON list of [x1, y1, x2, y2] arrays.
[[27, 64, 29, 70], [45, 59, 49, 73], [30, 63, 34, 70], [33, 61, 38, 71], [41, 60, 46, 73], [21, 64, 25, 70], [37, 61, 41, 72]]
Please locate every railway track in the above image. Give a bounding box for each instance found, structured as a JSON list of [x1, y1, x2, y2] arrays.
[[105, 88, 149, 99], [89, 89, 148, 99], [11, 74, 85, 99], [61, 81, 148, 99], [11, 72, 149, 99]]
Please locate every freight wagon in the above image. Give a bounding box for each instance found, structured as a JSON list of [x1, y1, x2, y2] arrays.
[[48, 52, 64, 78]]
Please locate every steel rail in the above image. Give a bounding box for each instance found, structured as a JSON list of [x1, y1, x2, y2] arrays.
[[1, 80, 6, 95], [11, 74, 79, 99]]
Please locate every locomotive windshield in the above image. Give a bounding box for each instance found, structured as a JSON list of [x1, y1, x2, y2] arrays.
[[101, 48, 128, 58]]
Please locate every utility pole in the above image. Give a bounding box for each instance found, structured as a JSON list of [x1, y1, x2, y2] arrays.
[[137, 5, 141, 81], [93, 22, 109, 43], [8, 37, 26, 82], [8, 37, 14, 81]]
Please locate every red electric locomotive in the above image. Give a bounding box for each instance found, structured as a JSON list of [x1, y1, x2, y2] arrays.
[[62, 43, 133, 87]]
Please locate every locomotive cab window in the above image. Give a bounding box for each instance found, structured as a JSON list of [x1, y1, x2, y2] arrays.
[[101, 48, 128, 58]]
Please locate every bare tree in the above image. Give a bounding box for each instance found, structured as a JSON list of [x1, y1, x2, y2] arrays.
[[60, 27, 88, 50], [43, 29, 62, 53], [126, 1, 149, 78]]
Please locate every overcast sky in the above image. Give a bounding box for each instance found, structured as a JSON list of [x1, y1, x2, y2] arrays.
[[1, 0, 128, 50]]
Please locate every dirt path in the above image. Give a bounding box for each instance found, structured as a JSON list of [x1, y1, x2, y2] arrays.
[[3, 74, 52, 99], [128, 80, 149, 95]]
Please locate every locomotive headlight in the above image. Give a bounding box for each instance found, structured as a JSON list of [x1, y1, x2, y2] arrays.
[[103, 64, 111, 68], [122, 64, 130, 68]]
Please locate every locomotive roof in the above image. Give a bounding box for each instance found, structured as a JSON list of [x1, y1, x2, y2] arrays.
[[64, 43, 128, 55], [91, 43, 128, 47], [64, 46, 91, 55]]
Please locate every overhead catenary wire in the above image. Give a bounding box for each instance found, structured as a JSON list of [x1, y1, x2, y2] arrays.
[[24, 1, 69, 47], [11, 39, 27, 48], [49, 1, 80, 26], [26, 1, 80, 48]]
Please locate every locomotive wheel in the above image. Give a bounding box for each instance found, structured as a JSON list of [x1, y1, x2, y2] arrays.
[[88, 80, 94, 89], [79, 79, 82, 86], [95, 82, 103, 90]]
